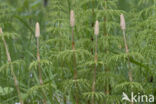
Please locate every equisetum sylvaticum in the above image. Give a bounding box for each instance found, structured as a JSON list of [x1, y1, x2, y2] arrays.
[[35, 22, 47, 104], [0, 28, 24, 104], [70, 10, 79, 104], [120, 13, 134, 104], [92, 20, 99, 104], [120, 14, 133, 82]]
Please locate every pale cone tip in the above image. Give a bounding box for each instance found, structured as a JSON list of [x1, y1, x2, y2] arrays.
[[70, 10, 75, 27], [94, 20, 99, 36], [35, 22, 40, 38], [120, 14, 126, 30]]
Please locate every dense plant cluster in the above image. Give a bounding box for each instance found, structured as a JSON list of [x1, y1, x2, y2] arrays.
[[0, 0, 156, 104]]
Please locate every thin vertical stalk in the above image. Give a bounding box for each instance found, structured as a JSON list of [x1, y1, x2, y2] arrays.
[[91, 35, 97, 104], [35, 23, 47, 104], [92, 20, 99, 104], [120, 14, 133, 82], [122, 26, 133, 104], [120, 14, 133, 104], [0, 28, 23, 104], [72, 27, 77, 80], [72, 26, 79, 104], [70, 10, 79, 104], [122, 30, 133, 82]]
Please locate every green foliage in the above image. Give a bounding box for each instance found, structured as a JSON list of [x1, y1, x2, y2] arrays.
[[0, 87, 14, 96], [0, 0, 156, 104]]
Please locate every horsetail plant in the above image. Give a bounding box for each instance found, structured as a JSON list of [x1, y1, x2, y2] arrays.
[[35, 22, 47, 104], [92, 20, 99, 104], [0, 28, 24, 104], [120, 14, 133, 82], [120, 13, 135, 104], [70, 10, 79, 104]]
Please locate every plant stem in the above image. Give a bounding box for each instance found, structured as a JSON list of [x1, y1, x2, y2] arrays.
[[92, 35, 98, 104], [72, 27, 77, 80], [2, 36, 23, 104], [122, 30, 133, 82], [72, 26, 79, 104], [36, 37, 47, 104], [123, 30, 133, 104]]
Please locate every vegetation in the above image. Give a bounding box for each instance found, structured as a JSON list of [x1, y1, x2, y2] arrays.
[[0, 0, 156, 104]]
